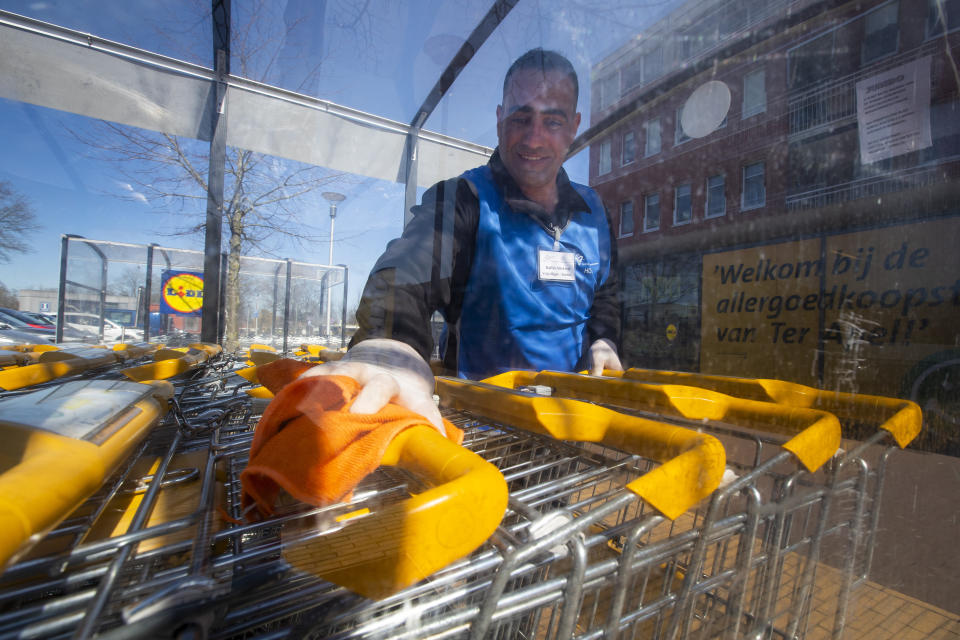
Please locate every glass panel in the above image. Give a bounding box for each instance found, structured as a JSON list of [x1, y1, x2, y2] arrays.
[[644, 192, 660, 231], [619, 200, 635, 236], [0, 0, 213, 66], [645, 118, 662, 156], [674, 183, 692, 224], [743, 68, 767, 118], [0, 2, 956, 637], [706, 174, 726, 218]]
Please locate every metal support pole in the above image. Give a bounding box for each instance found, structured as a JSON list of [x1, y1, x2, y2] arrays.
[[282, 260, 292, 355], [56, 235, 70, 343], [143, 244, 154, 341], [200, 0, 230, 344], [339, 265, 348, 349]]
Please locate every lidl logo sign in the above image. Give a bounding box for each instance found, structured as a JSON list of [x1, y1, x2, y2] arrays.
[[160, 270, 204, 316]]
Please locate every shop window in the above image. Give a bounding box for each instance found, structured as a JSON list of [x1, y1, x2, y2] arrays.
[[599, 139, 612, 175], [674, 184, 692, 224], [645, 118, 661, 156], [706, 175, 726, 218], [742, 161, 766, 210], [743, 68, 766, 118], [619, 201, 635, 237], [622, 131, 636, 165], [863, 2, 899, 63], [644, 193, 660, 231]]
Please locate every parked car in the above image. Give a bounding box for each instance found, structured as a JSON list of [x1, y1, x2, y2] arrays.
[[62, 312, 144, 342], [0, 309, 56, 340], [0, 307, 54, 330], [0, 321, 55, 344]]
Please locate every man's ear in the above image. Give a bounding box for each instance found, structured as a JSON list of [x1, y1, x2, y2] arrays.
[[496, 104, 504, 138], [572, 111, 582, 133]]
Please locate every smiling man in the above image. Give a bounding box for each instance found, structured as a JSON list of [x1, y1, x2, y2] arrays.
[[305, 49, 621, 433]]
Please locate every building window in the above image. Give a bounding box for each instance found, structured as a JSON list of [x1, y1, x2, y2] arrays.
[[927, 0, 960, 36], [622, 131, 636, 165], [706, 175, 726, 218], [675, 108, 691, 145], [598, 139, 612, 175], [788, 32, 834, 90], [643, 46, 663, 83], [863, 2, 899, 63], [674, 184, 692, 224], [644, 193, 660, 231], [599, 73, 619, 110], [742, 161, 766, 210], [645, 119, 661, 156], [742, 69, 766, 118], [619, 201, 635, 237]]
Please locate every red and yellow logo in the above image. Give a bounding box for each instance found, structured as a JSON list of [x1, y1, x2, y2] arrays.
[[162, 272, 204, 314]]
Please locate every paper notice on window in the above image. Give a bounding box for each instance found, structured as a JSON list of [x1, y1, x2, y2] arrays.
[[856, 56, 932, 164]]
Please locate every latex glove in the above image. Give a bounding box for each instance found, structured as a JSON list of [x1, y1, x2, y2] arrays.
[[588, 338, 623, 376], [299, 338, 445, 436]]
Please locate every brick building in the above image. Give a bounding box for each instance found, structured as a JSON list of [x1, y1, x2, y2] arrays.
[[585, 0, 960, 401]]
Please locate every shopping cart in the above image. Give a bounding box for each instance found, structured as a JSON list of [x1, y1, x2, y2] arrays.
[[0, 360, 920, 640]]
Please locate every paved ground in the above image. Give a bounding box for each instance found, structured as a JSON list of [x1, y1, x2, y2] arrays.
[[806, 566, 960, 640]]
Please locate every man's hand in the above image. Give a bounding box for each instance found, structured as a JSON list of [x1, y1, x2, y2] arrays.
[[588, 338, 623, 376], [300, 339, 446, 436]]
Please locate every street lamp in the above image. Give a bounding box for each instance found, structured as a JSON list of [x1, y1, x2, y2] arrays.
[[322, 192, 346, 338]]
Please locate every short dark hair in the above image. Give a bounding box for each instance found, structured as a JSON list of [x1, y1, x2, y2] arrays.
[[503, 48, 579, 107]]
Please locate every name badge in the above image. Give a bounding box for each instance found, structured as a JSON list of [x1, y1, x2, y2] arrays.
[[538, 248, 576, 282]]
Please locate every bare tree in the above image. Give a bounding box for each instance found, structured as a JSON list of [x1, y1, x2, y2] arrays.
[[0, 181, 41, 264], [0, 281, 19, 308]]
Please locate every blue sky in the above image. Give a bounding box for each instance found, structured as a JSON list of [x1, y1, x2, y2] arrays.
[[0, 0, 674, 310]]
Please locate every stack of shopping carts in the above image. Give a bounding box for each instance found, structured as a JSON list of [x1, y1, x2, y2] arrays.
[[0, 342, 920, 639]]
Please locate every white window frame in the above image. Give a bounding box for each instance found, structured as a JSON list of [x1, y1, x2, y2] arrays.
[[645, 118, 661, 157], [742, 68, 766, 119], [673, 183, 693, 225], [742, 161, 766, 211], [621, 130, 636, 165], [598, 139, 612, 175], [618, 200, 635, 237], [643, 193, 660, 232]]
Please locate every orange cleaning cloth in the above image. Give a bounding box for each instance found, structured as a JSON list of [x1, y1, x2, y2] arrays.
[[240, 374, 462, 518], [255, 358, 318, 395]]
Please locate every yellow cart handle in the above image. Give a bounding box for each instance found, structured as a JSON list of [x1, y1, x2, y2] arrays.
[[282, 424, 508, 600], [0, 380, 173, 569], [0, 348, 123, 391], [121, 342, 222, 382], [619, 368, 921, 449], [436, 377, 725, 521], [482, 370, 841, 473]]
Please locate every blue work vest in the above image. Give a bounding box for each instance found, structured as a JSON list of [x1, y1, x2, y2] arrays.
[[455, 166, 611, 380]]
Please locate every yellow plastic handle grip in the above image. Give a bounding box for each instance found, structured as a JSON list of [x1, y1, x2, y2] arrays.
[[483, 370, 841, 473], [121, 342, 222, 382], [0, 348, 122, 391], [282, 425, 508, 600], [436, 377, 725, 521], [620, 368, 921, 449], [0, 381, 173, 569]]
